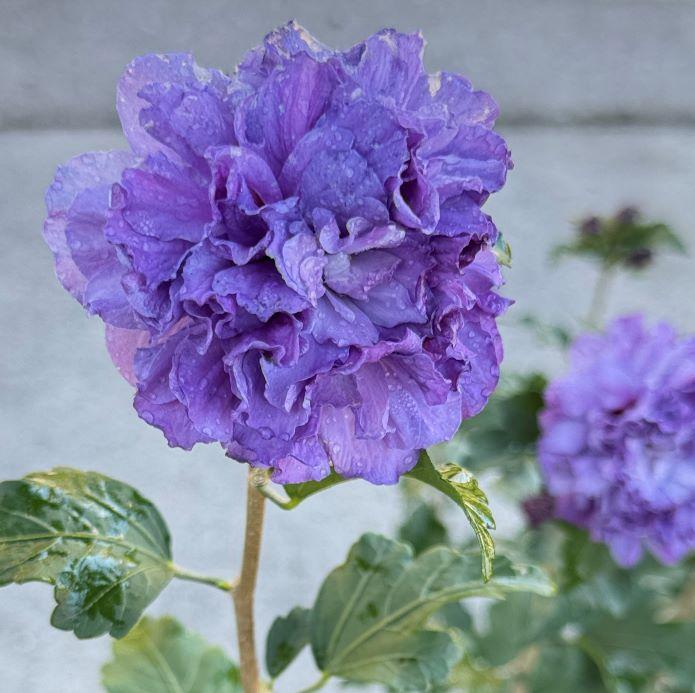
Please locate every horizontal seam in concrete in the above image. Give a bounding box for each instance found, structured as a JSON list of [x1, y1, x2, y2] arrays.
[[3, 117, 695, 136]]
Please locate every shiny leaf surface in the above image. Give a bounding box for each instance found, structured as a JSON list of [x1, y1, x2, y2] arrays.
[[0, 467, 172, 638], [406, 453, 496, 580]]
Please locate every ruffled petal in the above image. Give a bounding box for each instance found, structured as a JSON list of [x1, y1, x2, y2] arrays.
[[117, 53, 239, 167], [319, 406, 418, 484], [236, 53, 338, 175], [133, 330, 215, 449], [44, 150, 139, 327], [44, 24, 512, 488], [105, 325, 151, 385]]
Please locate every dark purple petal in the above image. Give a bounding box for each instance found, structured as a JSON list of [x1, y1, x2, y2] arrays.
[[213, 262, 309, 320]]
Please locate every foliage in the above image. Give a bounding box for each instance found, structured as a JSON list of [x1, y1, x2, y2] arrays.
[[405, 453, 496, 580], [281, 471, 349, 508], [265, 606, 311, 679], [0, 468, 173, 638], [493, 230, 513, 267], [102, 616, 242, 692], [552, 207, 686, 269], [433, 374, 547, 498], [261, 452, 497, 580], [425, 522, 695, 692], [267, 533, 553, 691], [398, 502, 448, 556], [516, 313, 574, 348]]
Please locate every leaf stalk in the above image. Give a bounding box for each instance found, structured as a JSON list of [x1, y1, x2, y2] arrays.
[[170, 564, 233, 592]]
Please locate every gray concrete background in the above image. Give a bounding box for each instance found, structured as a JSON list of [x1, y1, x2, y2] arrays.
[[1, 1, 694, 692], [3, 0, 695, 129]]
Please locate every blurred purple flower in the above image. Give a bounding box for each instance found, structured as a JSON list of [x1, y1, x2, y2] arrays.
[[539, 315, 695, 566], [43, 22, 512, 484]]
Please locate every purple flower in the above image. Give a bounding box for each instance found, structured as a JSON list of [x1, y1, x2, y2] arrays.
[[43, 22, 511, 484], [539, 315, 695, 566]]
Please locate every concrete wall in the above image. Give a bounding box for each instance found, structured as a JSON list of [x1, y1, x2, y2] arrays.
[[2, 0, 695, 130], [1, 1, 694, 692]]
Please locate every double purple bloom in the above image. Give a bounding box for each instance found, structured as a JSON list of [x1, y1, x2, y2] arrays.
[[44, 22, 511, 484], [539, 315, 695, 565]]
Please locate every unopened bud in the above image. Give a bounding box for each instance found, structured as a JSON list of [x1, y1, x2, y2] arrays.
[[615, 206, 640, 226], [579, 216, 601, 237], [625, 247, 652, 268]]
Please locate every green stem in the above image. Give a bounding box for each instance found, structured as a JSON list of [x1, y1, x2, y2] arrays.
[[298, 673, 330, 693], [585, 264, 614, 327], [255, 482, 296, 510], [170, 564, 233, 592]]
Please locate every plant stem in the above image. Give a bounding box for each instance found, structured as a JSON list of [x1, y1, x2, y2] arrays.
[[170, 564, 233, 592], [585, 264, 614, 327], [232, 470, 267, 693], [255, 481, 295, 510]]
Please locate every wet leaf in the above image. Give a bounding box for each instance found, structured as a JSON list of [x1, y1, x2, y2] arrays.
[[307, 533, 553, 689], [0, 467, 172, 638], [102, 616, 241, 692], [406, 453, 496, 580]]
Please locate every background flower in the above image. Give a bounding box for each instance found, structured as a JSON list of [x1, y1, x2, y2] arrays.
[[43, 22, 511, 484], [539, 315, 695, 565]]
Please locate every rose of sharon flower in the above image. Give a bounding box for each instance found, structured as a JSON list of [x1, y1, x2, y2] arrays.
[[539, 315, 695, 566], [43, 22, 512, 484]]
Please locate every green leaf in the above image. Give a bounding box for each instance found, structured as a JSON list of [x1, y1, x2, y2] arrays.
[[453, 525, 695, 693], [579, 602, 695, 691], [440, 654, 515, 693], [265, 606, 311, 678], [398, 502, 449, 556], [473, 591, 558, 667], [454, 373, 547, 467], [282, 470, 348, 508], [308, 533, 553, 690], [493, 231, 513, 267], [517, 314, 573, 348], [406, 453, 496, 580], [0, 467, 173, 638], [524, 645, 603, 693], [552, 210, 686, 269], [102, 616, 241, 692], [254, 469, 348, 510]]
